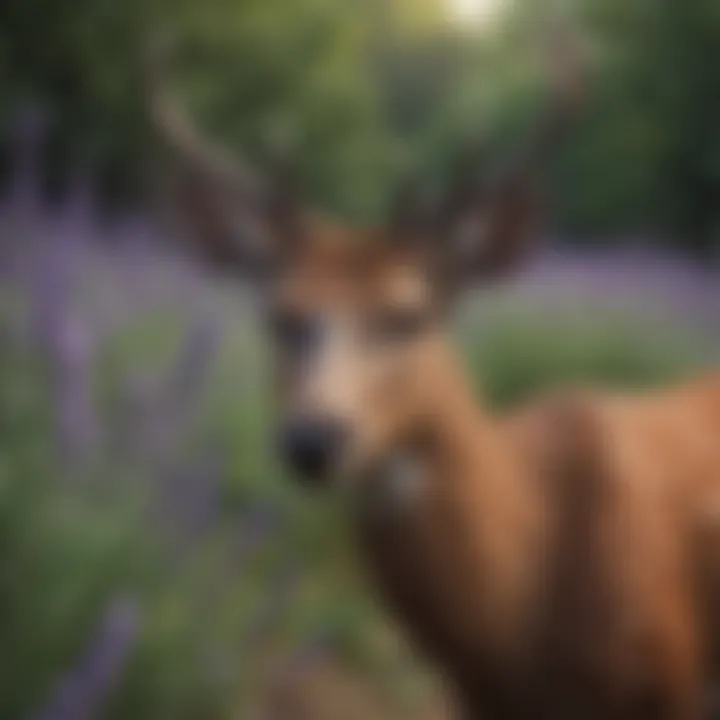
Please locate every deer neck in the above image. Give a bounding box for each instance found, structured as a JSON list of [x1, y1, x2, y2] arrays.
[[353, 336, 545, 661]]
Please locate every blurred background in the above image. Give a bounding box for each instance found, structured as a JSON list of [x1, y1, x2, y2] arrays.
[[0, 0, 719, 718]]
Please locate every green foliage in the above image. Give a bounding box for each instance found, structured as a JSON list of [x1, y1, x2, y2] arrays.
[[3, 0, 720, 248], [464, 309, 700, 408], [555, 0, 720, 249], [0, 340, 145, 718]]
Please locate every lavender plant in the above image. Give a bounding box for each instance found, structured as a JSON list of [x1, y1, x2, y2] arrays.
[[35, 599, 142, 720]]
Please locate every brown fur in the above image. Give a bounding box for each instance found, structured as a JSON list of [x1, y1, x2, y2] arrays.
[[355, 332, 720, 719]]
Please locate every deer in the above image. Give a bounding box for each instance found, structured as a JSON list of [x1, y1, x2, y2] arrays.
[[145, 38, 720, 719]]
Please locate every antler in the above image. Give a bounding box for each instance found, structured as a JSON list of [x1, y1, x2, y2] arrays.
[[391, 25, 587, 245], [389, 25, 587, 288], [144, 36, 263, 196], [144, 36, 295, 274], [502, 24, 587, 182]]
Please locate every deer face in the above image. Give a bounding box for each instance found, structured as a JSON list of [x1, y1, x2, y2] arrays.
[[145, 36, 584, 487], [267, 227, 440, 484]]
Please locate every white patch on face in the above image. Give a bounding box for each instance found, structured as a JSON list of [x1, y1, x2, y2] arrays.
[[297, 315, 358, 416]]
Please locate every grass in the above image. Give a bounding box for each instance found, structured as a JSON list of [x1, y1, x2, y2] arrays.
[[463, 305, 705, 409]]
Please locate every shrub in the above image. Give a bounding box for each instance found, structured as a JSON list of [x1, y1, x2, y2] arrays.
[[463, 307, 701, 408]]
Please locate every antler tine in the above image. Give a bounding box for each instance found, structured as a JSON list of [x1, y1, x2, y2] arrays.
[[547, 21, 587, 116], [143, 34, 262, 196], [504, 21, 588, 180], [143, 34, 295, 274]]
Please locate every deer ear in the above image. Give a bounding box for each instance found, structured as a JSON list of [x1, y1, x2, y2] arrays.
[[145, 39, 300, 280], [153, 145, 300, 280]]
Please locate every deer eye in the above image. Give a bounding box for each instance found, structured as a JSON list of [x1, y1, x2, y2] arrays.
[[368, 310, 425, 343], [268, 309, 320, 352]]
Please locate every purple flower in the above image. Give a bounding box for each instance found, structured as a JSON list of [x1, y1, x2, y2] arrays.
[[59, 168, 99, 245], [30, 239, 99, 464], [120, 317, 220, 463], [35, 598, 142, 720]]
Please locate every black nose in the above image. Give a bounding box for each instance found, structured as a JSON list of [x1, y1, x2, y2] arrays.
[[279, 418, 348, 482]]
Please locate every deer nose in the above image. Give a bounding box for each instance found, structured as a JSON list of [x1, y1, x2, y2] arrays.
[[279, 417, 348, 482]]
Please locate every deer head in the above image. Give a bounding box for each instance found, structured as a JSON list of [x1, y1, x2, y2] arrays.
[[145, 35, 584, 489]]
